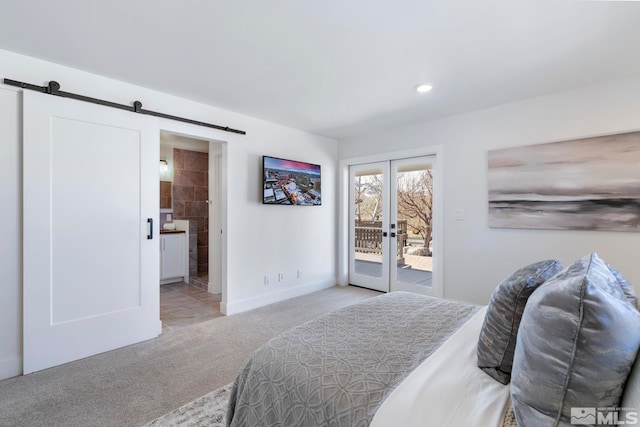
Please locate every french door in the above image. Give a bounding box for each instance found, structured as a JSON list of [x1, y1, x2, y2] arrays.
[[349, 156, 439, 296], [23, 91, 161, 374], [349, 162, 390, 292]]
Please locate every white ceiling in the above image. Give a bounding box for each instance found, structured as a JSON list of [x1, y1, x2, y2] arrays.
[[1, 1, 640, 139]]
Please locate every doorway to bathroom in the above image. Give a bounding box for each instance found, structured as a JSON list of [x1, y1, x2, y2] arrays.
[[159, 131, 224, 329]]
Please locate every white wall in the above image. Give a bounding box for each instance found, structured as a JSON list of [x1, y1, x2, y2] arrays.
[[224, 124, 337, 312], [339, 75, 640, 306], [0, 48, 338, 379]]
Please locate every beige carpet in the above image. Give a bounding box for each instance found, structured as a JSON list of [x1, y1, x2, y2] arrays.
[[0, 285, 379, 427]]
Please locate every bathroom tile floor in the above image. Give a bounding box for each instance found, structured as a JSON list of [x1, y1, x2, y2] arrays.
[[160, 282, 223, 331]]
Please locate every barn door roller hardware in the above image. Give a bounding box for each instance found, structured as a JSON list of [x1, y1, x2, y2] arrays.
[[3, 78, 246, 135]]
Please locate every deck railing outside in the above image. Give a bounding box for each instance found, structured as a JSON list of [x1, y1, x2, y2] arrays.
[[354, 220, 407, 264]]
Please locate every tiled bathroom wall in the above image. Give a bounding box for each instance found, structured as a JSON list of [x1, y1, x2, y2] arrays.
[[172, 148, 209, 278]]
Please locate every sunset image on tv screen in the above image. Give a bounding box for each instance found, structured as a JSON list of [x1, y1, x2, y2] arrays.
[[263, 156, 321, 205]]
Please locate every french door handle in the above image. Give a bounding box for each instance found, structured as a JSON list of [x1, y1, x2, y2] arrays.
[[147, 218, 153, 240], [382, 232, 388, 237], [390, 232, 396, 238]]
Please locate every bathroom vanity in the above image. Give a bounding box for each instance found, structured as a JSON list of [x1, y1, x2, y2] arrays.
[[160, 229, 187, 284]]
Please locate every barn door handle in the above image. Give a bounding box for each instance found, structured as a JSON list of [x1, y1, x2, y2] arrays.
[[147, 218, 153, 239]]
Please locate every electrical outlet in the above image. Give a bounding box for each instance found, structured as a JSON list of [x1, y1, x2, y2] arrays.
[[454, 209, 465, 220], [167, 213, 172, 222], [297, 270, 302, 279], [264, 275, 270, 285]]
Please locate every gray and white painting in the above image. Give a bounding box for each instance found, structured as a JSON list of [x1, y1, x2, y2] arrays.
[[488, 131, 640, 231]]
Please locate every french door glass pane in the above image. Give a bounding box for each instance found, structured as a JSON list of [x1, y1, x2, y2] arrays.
[[395, 162, 434, 287], [353, 168, 384, 278]]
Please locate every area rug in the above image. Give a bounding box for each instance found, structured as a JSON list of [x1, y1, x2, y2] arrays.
[[145, 383, 233, 426]]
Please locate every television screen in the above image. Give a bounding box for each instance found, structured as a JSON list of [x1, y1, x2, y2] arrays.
[[263, 156, 321, 205]]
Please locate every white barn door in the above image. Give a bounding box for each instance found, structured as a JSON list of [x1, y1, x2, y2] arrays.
[[23, 91, 161, 374]]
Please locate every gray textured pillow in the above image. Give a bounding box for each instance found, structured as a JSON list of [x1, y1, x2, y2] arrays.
[[511, 253, 640, 427], [608, 264, 639, 310], [477, 259, 563, 384]]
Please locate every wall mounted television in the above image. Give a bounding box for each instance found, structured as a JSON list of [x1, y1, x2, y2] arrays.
[[263, 156, 321, 205]]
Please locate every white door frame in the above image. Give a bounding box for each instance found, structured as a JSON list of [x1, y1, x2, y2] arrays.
[[209, 145, 223, 295], [157, 119, 236, 315], [339, 145, 444, 298]]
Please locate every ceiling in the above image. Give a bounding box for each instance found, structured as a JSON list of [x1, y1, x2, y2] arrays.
[[1, 1, 640, 140]]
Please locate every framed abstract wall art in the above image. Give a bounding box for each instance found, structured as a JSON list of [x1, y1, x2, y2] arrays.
[[488, 131, 640, 232]]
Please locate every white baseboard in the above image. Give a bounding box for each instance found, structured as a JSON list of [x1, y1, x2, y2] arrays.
[[220, 301, 228, 316], [224, 278, 336, 315], [0, 356, 22, 380]]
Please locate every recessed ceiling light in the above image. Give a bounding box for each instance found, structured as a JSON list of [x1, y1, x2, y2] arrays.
[[415, 84, 433, 93]]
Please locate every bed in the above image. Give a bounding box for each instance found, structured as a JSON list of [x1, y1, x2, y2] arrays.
[[227, 254, 640, 427]]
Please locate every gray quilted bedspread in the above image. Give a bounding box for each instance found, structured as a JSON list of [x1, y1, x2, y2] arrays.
[[226, 291, 480, 427]]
